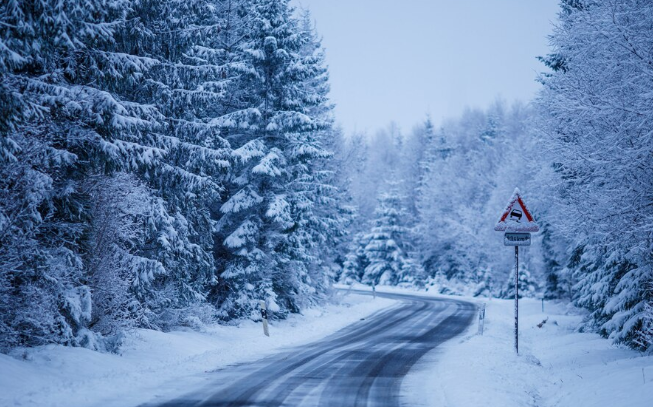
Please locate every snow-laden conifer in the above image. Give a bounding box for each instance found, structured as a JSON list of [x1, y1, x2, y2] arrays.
[[214, 0, 339, 318], [500, 264, 539, 300], [0, 0, 158, 350], [361, 183, 420, 286]]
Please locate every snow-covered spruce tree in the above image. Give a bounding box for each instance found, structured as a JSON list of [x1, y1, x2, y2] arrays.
[[35, 0, 232, 334], [500, 263, 539, 300], [84, 174, 166, 342], [411, 117, 437, 215], [339, 233, 370, 284], [340, 252, 363, 285], [570, 245, 644, 342], [643, 296, 653, 350], [362, 183, 421, 286], [119, 0, 240, 326], [290, 11, 352, 287], [0, 0, 171, 350], [0, 0, 241, 349], [540, 221, 566, 300], [472, 266, 494, 298], [214, 0, 337, 318], [315, 126, 356, 282], [537, 0, 653, 349]]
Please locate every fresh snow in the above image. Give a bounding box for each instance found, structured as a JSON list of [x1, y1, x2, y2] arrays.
[[393, 288, 653, 407], [2, 285, 652, 407], [0, 293, 395, 407]]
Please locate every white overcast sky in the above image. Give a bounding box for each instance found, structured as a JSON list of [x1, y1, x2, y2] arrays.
[[291, 0, 560, 135]]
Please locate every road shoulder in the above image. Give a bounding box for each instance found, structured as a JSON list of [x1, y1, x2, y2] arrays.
[[0, 292, 396, 407]]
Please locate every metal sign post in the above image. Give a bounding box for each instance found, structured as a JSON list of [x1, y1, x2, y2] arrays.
[[514, 246, 519, 354], [495, 188, 539, 355]]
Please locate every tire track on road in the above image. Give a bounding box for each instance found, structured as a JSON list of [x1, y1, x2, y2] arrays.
[[149, 292, 476, 407]]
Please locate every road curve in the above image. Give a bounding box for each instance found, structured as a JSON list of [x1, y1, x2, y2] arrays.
[[149, 291, 476, 407]]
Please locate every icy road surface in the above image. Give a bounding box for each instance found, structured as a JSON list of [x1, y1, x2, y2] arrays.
[[147, 291, 476, 407]]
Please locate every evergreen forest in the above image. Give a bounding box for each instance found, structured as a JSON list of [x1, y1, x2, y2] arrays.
[[1, 0, 651, 353]]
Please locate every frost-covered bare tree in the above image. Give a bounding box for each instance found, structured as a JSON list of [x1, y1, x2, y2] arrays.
[[537, 0, 653, 350]]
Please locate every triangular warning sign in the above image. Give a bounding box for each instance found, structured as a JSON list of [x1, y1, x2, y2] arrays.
[[495, 188, 539, 232]]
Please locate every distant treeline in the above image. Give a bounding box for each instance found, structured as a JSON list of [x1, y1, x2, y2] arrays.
[[337, 0, 652, 351]]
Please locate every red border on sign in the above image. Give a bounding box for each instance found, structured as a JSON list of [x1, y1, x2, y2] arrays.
[[498, 196, 534, 223]]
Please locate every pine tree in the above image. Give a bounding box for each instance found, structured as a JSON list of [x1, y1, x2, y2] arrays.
[[125, 0, 234, 321], [340, 233, 370, 284], [473, 266, 494, 298], [362, 185, 417, 286], [0, 0, 233, 348], [214, 0, 336, 318], [500, 264, 539, 299], [0, 0, 162, 349], [540, 221, 565, 300]]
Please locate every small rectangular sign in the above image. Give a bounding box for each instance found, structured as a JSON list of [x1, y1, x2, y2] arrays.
[[504, 233, 531, 246]]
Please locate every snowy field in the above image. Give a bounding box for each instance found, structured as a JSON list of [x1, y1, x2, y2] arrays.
[[0, 293, 395, 407]]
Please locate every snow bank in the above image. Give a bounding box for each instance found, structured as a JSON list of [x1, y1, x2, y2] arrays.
[[0, 293, 395, 407], [4, 284, 649, 407], [401, 293, 653, 407]]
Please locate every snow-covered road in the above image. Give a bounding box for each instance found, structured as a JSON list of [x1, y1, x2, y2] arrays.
[[145, 291, 476, 407]]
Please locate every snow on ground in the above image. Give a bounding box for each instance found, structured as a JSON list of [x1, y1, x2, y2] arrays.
[[2, 284, 651, 407], [395, 287, 653, 407], [0, 292, 395, 407]]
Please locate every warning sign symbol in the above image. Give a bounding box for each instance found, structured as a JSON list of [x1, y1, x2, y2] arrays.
[[510, 209, 523, 222], [495, 188, 539, 233]]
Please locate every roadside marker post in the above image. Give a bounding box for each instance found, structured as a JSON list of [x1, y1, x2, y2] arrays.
[[478, 303, 486, 335], [372, 284, 376, 299], [260, 300, 270, 337], [495, 188, 539, 355]]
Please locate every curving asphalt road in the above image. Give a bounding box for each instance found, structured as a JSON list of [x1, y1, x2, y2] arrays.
[[149, 291, 476, 407]]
